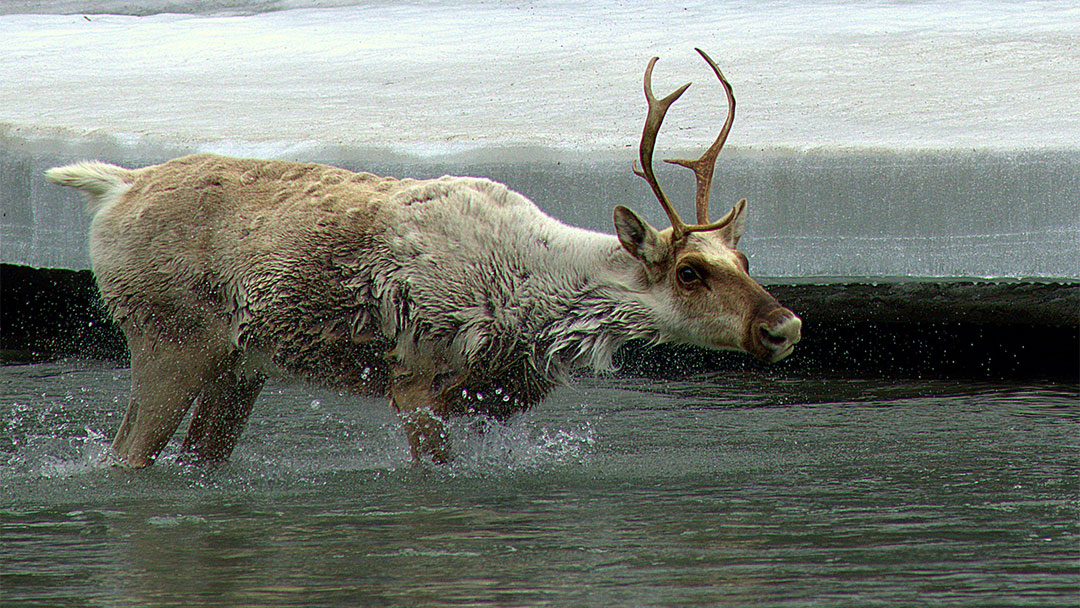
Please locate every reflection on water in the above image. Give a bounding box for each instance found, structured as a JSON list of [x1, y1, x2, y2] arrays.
[[2, 359, 1077, 606]]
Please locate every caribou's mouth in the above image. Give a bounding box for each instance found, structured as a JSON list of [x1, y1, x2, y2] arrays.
[[767, 342, 797, 363], [754, 311, 802, 363]]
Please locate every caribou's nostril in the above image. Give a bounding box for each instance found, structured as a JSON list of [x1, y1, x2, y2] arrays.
[[759, 324, 788, 348]]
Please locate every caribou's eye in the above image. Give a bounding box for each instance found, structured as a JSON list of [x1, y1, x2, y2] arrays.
[[677, 265, 702, 285]]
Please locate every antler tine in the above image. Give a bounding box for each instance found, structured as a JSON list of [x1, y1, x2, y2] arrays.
[[665, 48, 738, 230], [632, 56, 692, 239]]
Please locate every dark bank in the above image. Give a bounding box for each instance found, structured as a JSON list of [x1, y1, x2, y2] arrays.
[[4, 263, 1076, 381]]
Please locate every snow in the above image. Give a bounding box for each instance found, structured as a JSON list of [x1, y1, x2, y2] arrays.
[[2, 0, 1077, 153]]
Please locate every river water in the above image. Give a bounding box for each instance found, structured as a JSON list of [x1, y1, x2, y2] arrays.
[[2, 358, 1077, 606]]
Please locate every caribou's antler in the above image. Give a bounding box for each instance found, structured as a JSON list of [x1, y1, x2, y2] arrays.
[[632, 56, 692, 237], [633, 48, 740, 240]]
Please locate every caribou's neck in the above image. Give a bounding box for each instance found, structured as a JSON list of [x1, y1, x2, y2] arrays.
[[532, 225, 665, 379]]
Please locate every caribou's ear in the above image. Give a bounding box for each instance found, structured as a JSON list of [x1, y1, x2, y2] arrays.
[[614, 205, 664, 264], [718, 199, 748, 248]]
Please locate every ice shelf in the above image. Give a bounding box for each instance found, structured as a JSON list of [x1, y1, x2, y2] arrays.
[[2, 1, 1078, 279]]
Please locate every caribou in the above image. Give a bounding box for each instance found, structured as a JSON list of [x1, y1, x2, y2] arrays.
[[46, 49, 801, 467]]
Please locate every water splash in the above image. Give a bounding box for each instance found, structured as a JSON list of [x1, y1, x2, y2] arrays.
[[3, 394, 113, 480], [444, 415, 596, 475], [20, 426, 112, 480]]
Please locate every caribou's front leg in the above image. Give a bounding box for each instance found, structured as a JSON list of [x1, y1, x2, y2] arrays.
[[389, 365, 452, 464]]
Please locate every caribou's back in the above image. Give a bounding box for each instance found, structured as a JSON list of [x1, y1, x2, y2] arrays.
[[64, 153, 592, 398], [75, 155, 392, 386]]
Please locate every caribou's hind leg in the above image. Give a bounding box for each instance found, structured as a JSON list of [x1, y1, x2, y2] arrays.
[[110, 333, 225, 468], [180, 355, 265, 465]]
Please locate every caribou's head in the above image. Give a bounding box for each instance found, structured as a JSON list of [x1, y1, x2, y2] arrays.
[[614, 49, 801, 362]]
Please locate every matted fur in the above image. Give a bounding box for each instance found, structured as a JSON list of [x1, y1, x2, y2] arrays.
[[46, 153, 800, 465]]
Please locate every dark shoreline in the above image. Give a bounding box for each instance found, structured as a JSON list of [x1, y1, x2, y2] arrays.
[[3, 263, 1076, 381]]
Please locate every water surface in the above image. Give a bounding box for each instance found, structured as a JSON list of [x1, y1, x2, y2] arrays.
[[3, 359, 1077, 606]]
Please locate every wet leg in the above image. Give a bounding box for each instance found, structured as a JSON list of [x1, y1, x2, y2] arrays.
[[390, 367, 451, 464], [110, 335, 221, 468], [180, 356, 265, 465]]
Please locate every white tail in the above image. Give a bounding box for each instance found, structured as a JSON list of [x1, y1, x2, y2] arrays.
[[44, 161, 133, 213]]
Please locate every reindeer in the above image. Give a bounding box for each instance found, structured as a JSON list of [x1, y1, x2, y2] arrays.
[[45, 49, 801, 467]]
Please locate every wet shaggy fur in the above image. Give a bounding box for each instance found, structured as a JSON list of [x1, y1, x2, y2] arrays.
[[46, 153, 799, 465]]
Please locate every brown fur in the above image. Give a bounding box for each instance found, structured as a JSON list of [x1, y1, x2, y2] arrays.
[[47, 153, 801, 467]]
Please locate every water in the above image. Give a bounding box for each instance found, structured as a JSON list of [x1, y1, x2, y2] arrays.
[[3, 358, 1077, 606]]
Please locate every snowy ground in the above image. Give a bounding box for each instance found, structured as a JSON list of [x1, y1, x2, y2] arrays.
[[2, 1, 1078, 277], [3, 0, 1077, 153]]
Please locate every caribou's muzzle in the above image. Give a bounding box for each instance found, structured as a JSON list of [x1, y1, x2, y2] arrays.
[[751, 307, 802, 362]]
